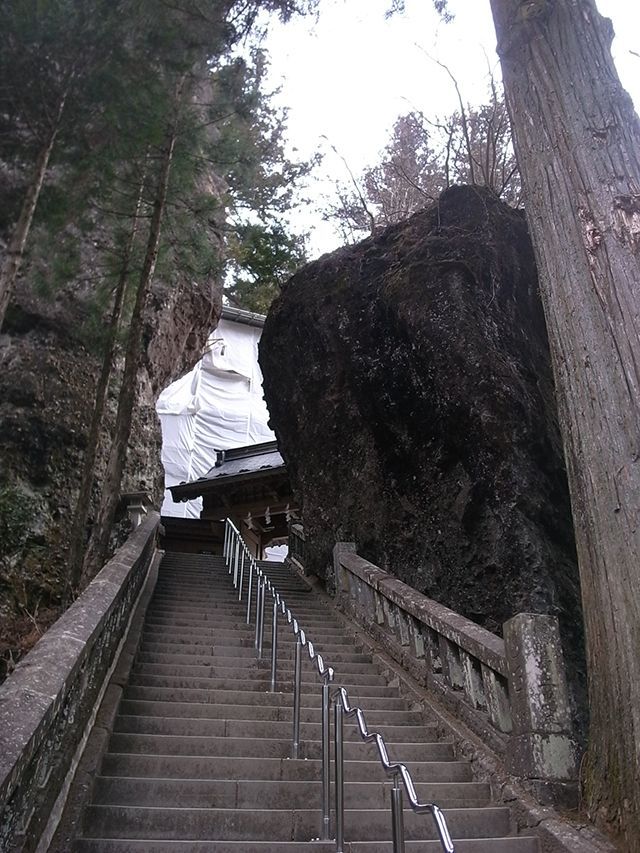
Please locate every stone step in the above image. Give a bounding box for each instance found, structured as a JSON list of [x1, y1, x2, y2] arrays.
[[143, 617, 346, 633], [139, 642, 357, 662], [72, 551, 535, 853], [75, 842, 335, 853], [92, 776, 490, 809], [150, 594, 308, 607], [148, 592, 315, 605], [126, 674, 401, 697], [147, 602, 310, 613], [117, 699, 426, 726], [123, 685, 412, 710], [75, 840, 537, 853], [150, 592, 323, 606], [141, 625, 358, 644], [153, 589, 312, 601], [348, 843, 538, 853], [106, 732, 454, 762], [146, 609, 336, 625], [113, 714, 440, 743], [155, 583, 304, 592], [100, 754, 472, 783], [81, 804, 511, 841], [140, 632, 360, 653], [129, 662, 389, 686], [150, 590, 316, 603], [135, 647, 374, 665]]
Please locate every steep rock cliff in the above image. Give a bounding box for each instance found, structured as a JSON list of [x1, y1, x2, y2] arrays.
[[260, 185, 584, 715], [0, 263, 220, 677]]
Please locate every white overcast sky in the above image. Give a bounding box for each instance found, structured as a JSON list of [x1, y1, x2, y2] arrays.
[[260, 0, 640, 258]]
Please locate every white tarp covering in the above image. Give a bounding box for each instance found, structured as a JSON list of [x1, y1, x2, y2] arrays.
[[157, 316, 275, 517]]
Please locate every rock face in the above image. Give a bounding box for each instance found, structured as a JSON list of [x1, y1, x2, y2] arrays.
[[260, 186, 585, 720], [0, 264, 220, 678]]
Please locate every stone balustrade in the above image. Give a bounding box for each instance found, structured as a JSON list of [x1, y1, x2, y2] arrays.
[[333, 542, 578, 805], [0, 512, 159, 853]]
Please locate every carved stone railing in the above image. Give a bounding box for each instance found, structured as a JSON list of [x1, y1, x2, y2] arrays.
[[333, 543, 578, 805], [288, 522, 307, 573], [0, 512, 159, 853]]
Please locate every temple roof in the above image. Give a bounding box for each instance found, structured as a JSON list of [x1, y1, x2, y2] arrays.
[[169, 441, 286, 502]]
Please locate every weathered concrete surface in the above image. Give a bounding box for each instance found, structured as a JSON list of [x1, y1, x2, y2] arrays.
[[48, 550, 160, 853], [504, 613, 578, 803], [260, 185, 585, 730], [0, 513, 158, 853]]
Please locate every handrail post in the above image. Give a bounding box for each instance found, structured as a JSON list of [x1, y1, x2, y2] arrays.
[[321, 678, 331, 840], [292, 636, 302, 759], [257, 579, 266, 659], [223, 523, 229, 562], [238, 549, 245, 601], [270, 596, 278, 692], [391, 776, 405, 853], [254, 574, 263, 648], [233, 540, 240, 587], [334, 699, 345, 852], [246, 558, 254, 624]]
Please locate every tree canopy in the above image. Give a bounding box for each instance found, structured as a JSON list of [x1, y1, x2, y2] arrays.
[[325, 84, 520, 242]]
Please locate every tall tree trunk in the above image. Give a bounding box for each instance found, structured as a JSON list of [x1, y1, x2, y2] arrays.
[[81, 92, 182, 580], [0, 91, 68, 330], [488, 0, 640, 846], [66, 166, 147, 597]]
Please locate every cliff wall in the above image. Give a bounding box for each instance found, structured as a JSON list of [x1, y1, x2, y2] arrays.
[[260, 185, 585, 722], [0, 259, 220, 677]]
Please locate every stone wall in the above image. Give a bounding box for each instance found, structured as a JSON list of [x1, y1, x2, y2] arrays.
[[333, 542, 578, 806], [0, 512, 159, 853]]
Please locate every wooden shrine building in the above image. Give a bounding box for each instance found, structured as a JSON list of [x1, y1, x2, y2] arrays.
[[165, 441, 297, 557]]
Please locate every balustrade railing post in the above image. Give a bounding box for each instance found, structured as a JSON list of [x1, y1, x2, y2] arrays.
[[292, 636, 302, 759], [390, 776, 405, 853], [246, 558, 254, 624], [223, 523, 229, 562], [334, 699, 345, 852], [321, 679, 331, 840], [270, 596, 278, 692]]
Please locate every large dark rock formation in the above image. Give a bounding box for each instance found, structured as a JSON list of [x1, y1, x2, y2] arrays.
[[260, 185, 584, 717], [0, 257, 219, 678]]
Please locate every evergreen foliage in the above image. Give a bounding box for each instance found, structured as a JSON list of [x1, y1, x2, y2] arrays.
[[225, 222, 307, 313], [0, 0, 318, 592], [0, 0, 315, 328]]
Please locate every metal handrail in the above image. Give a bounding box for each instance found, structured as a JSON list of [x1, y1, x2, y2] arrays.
[[223, 519, 334, 839], [332, 685, 455, 853], [222, 519, 455, 853]]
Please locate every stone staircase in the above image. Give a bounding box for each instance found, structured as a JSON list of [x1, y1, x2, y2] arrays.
[[73, 552, 539, 852]]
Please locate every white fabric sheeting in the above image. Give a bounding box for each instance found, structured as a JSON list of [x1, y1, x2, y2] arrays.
[[157, 317, 275, 517]]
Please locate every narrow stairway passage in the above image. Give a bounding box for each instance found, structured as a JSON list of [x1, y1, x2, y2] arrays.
[[73, 552, 540, 851]]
